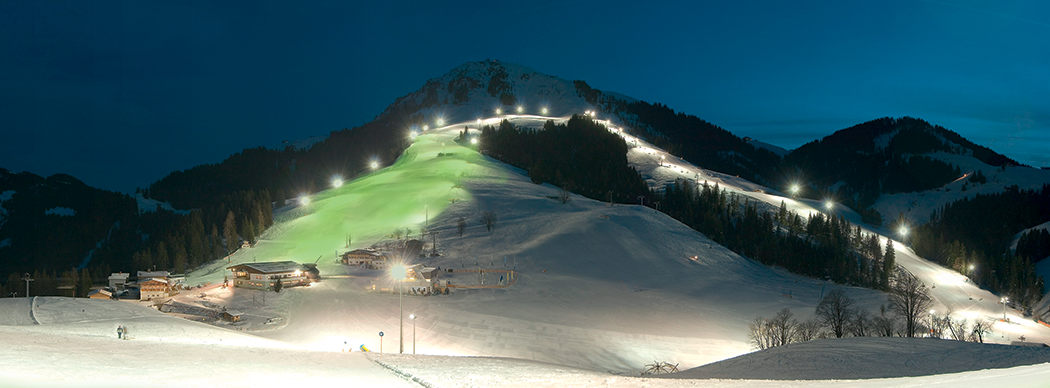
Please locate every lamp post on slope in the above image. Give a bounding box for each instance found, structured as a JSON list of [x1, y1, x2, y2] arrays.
[[392, 264, 407, 354]]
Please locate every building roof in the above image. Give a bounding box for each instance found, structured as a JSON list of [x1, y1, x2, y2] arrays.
[[228, 261, 303, 274], [345, 249, 384, 257], [88, 289, 113, 297], [108, 273, 130, 280], [137, 271, 169, 278], [139, 278, 168, 285]]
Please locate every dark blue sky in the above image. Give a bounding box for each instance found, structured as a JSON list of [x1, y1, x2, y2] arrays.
[[2, 1, 1047, 193]]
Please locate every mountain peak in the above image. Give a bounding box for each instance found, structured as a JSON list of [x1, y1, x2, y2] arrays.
[[376, 60, 594, 126]]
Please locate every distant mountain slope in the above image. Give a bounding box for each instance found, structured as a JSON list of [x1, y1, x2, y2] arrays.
[[0, 168, 140, 276], [782, 117, 1046, 225]]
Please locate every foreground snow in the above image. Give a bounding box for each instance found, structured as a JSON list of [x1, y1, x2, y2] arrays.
[[5, 298, 1050, 388]]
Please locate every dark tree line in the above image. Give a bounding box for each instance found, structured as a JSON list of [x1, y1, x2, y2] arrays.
[[147, 118, 411, 210], [478, 116, 651, 203], [912, 185, 1050, 308], [3, 110, 415, 295], [658, 178, 896, 290], [574, 80, 781, 185]]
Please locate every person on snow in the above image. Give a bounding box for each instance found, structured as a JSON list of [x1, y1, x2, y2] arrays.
[[117, 325, 123, 339]]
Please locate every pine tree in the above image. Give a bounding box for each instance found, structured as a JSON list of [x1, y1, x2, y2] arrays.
[[77, 268, 92, 297], [210, 225, 224, 261], [223, 211, 237, 254], [154, 241, 169, 271], [172, 239, 187, 274], [883, 239, 896, 290]]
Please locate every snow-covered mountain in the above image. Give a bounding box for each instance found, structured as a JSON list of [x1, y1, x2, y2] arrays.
[[5, 60, 1050, 385], [376, 60, 595, 126], [784, 117, 1050, 225]]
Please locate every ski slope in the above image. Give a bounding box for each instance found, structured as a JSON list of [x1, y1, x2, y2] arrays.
[[4, 112, 1050, 386]]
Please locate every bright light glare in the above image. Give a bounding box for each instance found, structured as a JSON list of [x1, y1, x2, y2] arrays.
[[370, 161, 378, 170], [476, 119, 482, 124], [423, 125, 429, 131], [410, 131, 418, 139], [437, 119, 444, 126], [496, 108, 501, 114], [471, 138, 478, 145], [300, 196, 310, 206], [332, 178, 343, 188], [410, 314, 415, 320], [899, 226, 909, 236], [391, 264, 407, 280], [790, 184, 799, 194], [542, 108, 548, 114], [517, 106, 523, 113], [824, 201, 834, 210]]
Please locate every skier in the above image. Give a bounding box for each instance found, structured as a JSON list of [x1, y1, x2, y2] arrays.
[[117, 325, 123, 339]]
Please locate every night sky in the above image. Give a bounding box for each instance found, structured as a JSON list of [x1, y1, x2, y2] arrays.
[[2, 1, 1047, 193]]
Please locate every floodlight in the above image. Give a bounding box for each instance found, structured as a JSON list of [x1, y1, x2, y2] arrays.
[[391, 264, 407, 280], [332, 178, 343, 188], [517, 106, 523, 113], [300, 196, 310, 206], [471, 138, 478, 145]]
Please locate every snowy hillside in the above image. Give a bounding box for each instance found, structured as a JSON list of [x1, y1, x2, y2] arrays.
[[179, 114, 1050, 370], [5, 112, 1050, 386], [875, 153, 1050, 226], [5, 61, 1050, 386]]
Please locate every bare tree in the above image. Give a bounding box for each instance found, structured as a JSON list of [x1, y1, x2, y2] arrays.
[[558, 188, 572, 204], [768, 308, 797, 347], [968, 319, 991, 343], [849, 310, 871, 337], [888, 270, 932, 337], [480, 211, 497, 232], [816, 289, 856, 338], [872, 305, 897, 337], [457, 217, 467, 237], [794, 319, 825, 342], [748, 316, 775, 350]]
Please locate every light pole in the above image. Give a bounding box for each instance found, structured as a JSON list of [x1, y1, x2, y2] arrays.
[[370, 161, 378, 176], [1002, 297, 1009, 320], [23, 273, 33, 298], [392, 264, 407, 354], [410, 314, 416, 354]]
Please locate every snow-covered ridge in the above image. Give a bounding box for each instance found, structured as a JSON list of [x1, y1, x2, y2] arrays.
[[377, 60, 595, 127]]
